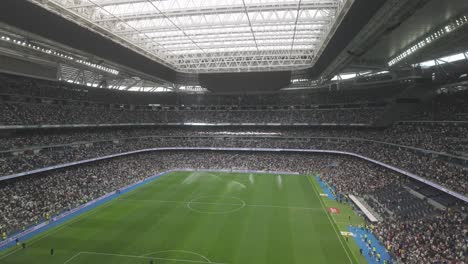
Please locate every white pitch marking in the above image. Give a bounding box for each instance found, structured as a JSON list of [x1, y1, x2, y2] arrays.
[[141, 249, 212, 263], [120, 198, 243, 206], [63, 252, 82, 264], [187, 196, 246, 214], [247, 204, 321, 211], [306, 176, 355, 264], [119, 198, 321, 211], [0, 202, 115, 261], [78, 251, 227, 264]]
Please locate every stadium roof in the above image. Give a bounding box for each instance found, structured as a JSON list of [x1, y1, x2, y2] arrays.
[[32, 0, 351, 73]]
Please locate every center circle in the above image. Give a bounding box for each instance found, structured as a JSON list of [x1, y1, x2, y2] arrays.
[[187, 196, 245, 214]]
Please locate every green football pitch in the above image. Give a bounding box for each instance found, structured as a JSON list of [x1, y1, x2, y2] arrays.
[[0, 171, 367, 264]]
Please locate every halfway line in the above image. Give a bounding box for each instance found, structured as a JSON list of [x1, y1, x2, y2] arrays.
[[118, 198, 322, 211]]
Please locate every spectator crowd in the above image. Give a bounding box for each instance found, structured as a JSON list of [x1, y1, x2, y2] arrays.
[[1, 123, 467, 156], [0, 102, 384, 125], [0, 151, 465, 264], [1, 74, 467, 263], [0, 124, 466, 196]]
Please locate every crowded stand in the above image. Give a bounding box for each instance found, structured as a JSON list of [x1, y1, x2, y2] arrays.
[[1, 122, 467, 156], [1, 124, 466, 196], [0, 79, 467, 264], [4, 87, 466, 126], [403, 90, 468, 121], [0, 151, 465, 263], [0, 139, 466, 196], [0, 101, 385, 125], [0, 72, 467, 264], [373, 209, 467, 263], [1, 0, 468, 262]]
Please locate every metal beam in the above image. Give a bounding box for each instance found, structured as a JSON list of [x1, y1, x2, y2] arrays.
[[115, 19, 329, 36], [143, 0, 206, 56], [141, 35, 320, 47], [74, 2, 338, 20], [118, 25, 326, 37], [96, 14, 331, 27], [159, 41, 319, 52], [147, 32, 321, 43], [67, 0, 163, 8], [32, 0, 347, 73], [290, 0, 303, 54], [242, 0, 258, 51], [69, 0, 338, 8], [123, 79, 142, 90]]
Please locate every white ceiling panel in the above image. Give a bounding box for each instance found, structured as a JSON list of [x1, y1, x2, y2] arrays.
[[31, 0, 351, 73]]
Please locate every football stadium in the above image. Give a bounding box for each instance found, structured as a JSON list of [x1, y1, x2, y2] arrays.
[[0, 1, 467, 264]]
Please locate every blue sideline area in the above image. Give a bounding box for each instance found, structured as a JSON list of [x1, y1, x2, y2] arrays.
[[0, 171, 168, 253], [348, 226, 392, 264], [314, 175, 336, 200]]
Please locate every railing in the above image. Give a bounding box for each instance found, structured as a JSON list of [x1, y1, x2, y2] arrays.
[[0, 122, 372, 130], [399, 120, 468, 124], [2, 134, 466, 165]]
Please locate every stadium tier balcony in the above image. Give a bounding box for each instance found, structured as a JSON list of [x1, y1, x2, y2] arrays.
[[0, 72, 404, 106], [0, 124, 467, 195], [0, 101, 386, 126]]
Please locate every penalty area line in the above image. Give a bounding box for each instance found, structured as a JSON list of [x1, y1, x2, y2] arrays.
[[69, 251, 228, 264], [63, 252, 82, 264]]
